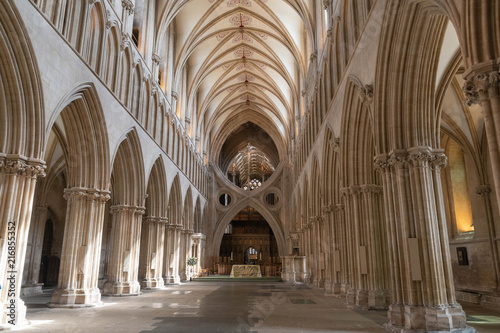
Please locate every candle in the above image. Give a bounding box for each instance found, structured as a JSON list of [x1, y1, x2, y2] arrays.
[[260, 252, 262, 260], [231, 251, 233, 260]]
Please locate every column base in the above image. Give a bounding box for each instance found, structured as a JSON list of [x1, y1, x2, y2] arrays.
[[332, 282, 344, 296], [346, 288, 357, 308], [49, 288, 102, 308], [142, 277, 165, 289], [368, 289, 389, 310], [1, 299, 28, 328], [102, 281, 141, 296], [165, 275, 180, 284], [324, 280, 333, 296], [340, 283, 349, 295], [386, 303, 476, 332], [21, 283, 44, 296]]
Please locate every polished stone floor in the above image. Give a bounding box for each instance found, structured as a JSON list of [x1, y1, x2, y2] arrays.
[[11, 282, 500, 332]]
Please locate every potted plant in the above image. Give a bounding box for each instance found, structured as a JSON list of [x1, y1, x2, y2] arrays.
[[187, 257, 197, 281]]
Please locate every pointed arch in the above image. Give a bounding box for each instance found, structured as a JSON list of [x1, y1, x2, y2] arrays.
[[212, 199, 286, 259], [110, 128, 145, 207], [182, 186, 194, 229], [168, 174, 183, 225], [82, 1, 105, 72], [145, 156, 168, 218], [49, 83, 110, 190], [0, 0, 45, 159], [194, 196, 202, 233]]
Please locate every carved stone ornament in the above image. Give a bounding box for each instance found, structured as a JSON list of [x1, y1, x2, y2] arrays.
[[0, 156, 46, 177], [476, 184, 492, 195], [122, 0, 134, 15], [463, 70, 500, 106], [63, 187, 111, 203]]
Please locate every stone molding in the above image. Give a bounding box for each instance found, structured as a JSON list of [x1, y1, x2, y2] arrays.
[[110, 204, 146, 215], [340, 184, 382, 196], [0, 155, 46, 177], [374, 147, 447, 173], [476, 184, 492, 195], [121, 0, 134, 15], [143, 216, 168, 224], [463, 70, 500, 106], [63, 187, 111, 202], [152, 53, 161, 66]]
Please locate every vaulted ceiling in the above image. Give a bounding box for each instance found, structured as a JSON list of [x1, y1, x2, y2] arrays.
[[156, 0, 314, 165]]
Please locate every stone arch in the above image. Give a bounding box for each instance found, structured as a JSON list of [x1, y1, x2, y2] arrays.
[[194, 196, 202, 234], [373, 1, 447, 152], [340, 77, 378, 187], [144, 156, 168, 218], [110, 128, 145, 207], [322, 125, 339, 207], [168, 174, 183, 225], [0, 0, 45, 159], [182, 186, 194, 229], [48, 83, 110, 191], [103, 127, 146, 296], [138, 156, 168, 289], [372, 1, 467, 329], [82, 1, 105, 72], [102, 25, 120, 90], [212, 199, 286, 260]]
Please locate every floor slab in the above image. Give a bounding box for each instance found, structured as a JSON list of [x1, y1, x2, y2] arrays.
[[7, 282, 500, 332]]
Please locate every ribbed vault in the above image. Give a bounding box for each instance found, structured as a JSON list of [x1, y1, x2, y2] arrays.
[[156, 0, 313, 164]]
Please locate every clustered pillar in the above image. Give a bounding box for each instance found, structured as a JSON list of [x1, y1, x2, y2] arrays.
[[341, 185, 389, 310], [50, 187, 110, 307], [103, 205, 145, 296], [141, 217, 167, 289], [374, 147, 469, 332], [0, 157, 45, 326]]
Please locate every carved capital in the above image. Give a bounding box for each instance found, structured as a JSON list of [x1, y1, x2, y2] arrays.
[[0, 156, 46, 177], [64, 187, 110, 203], [463, 70, 500, 106], [122, 0, 134, 15], [329, 137, 340, 151], [388, 150, 409, 169], [309, 51, 318, 63], [359, 184, 383, 194], [335, 204, 344, 212], [374, 154, 390, 173], [476, 184, 492, 195], [152, 53, 161, 66]]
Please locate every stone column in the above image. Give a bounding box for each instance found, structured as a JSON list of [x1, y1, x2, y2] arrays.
[[322, 205, 334, 295], [341, 187, 359, 307], [22, 204, 48, 295], [181, 229, 194, 280], [141, 217, 166, 289], [340, 185, 389, 309], [464, 71, 500, 215], [121, 0, 134, 35], [191, 233, 205, 277], [0, 157, 45, 327], [170, 224, 183, 284], [163, 223, 175, 283], [476, 185, 500, 290], [334, 204, 348, 295], [375, 147, 472, 332], [50, 187, 110, 307], [103, 205, 145, 296]]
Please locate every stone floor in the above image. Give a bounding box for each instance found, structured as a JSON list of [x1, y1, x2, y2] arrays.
[[9, 282, 500, 332]]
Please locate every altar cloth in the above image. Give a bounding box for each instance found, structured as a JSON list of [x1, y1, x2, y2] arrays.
[[229, 265, 262, 277]]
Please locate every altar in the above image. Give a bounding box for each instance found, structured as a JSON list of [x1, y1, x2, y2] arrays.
[[229, 265, 262, 278]]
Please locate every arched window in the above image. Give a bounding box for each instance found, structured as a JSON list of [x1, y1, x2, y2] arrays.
[[442, 137, 474, 235]]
